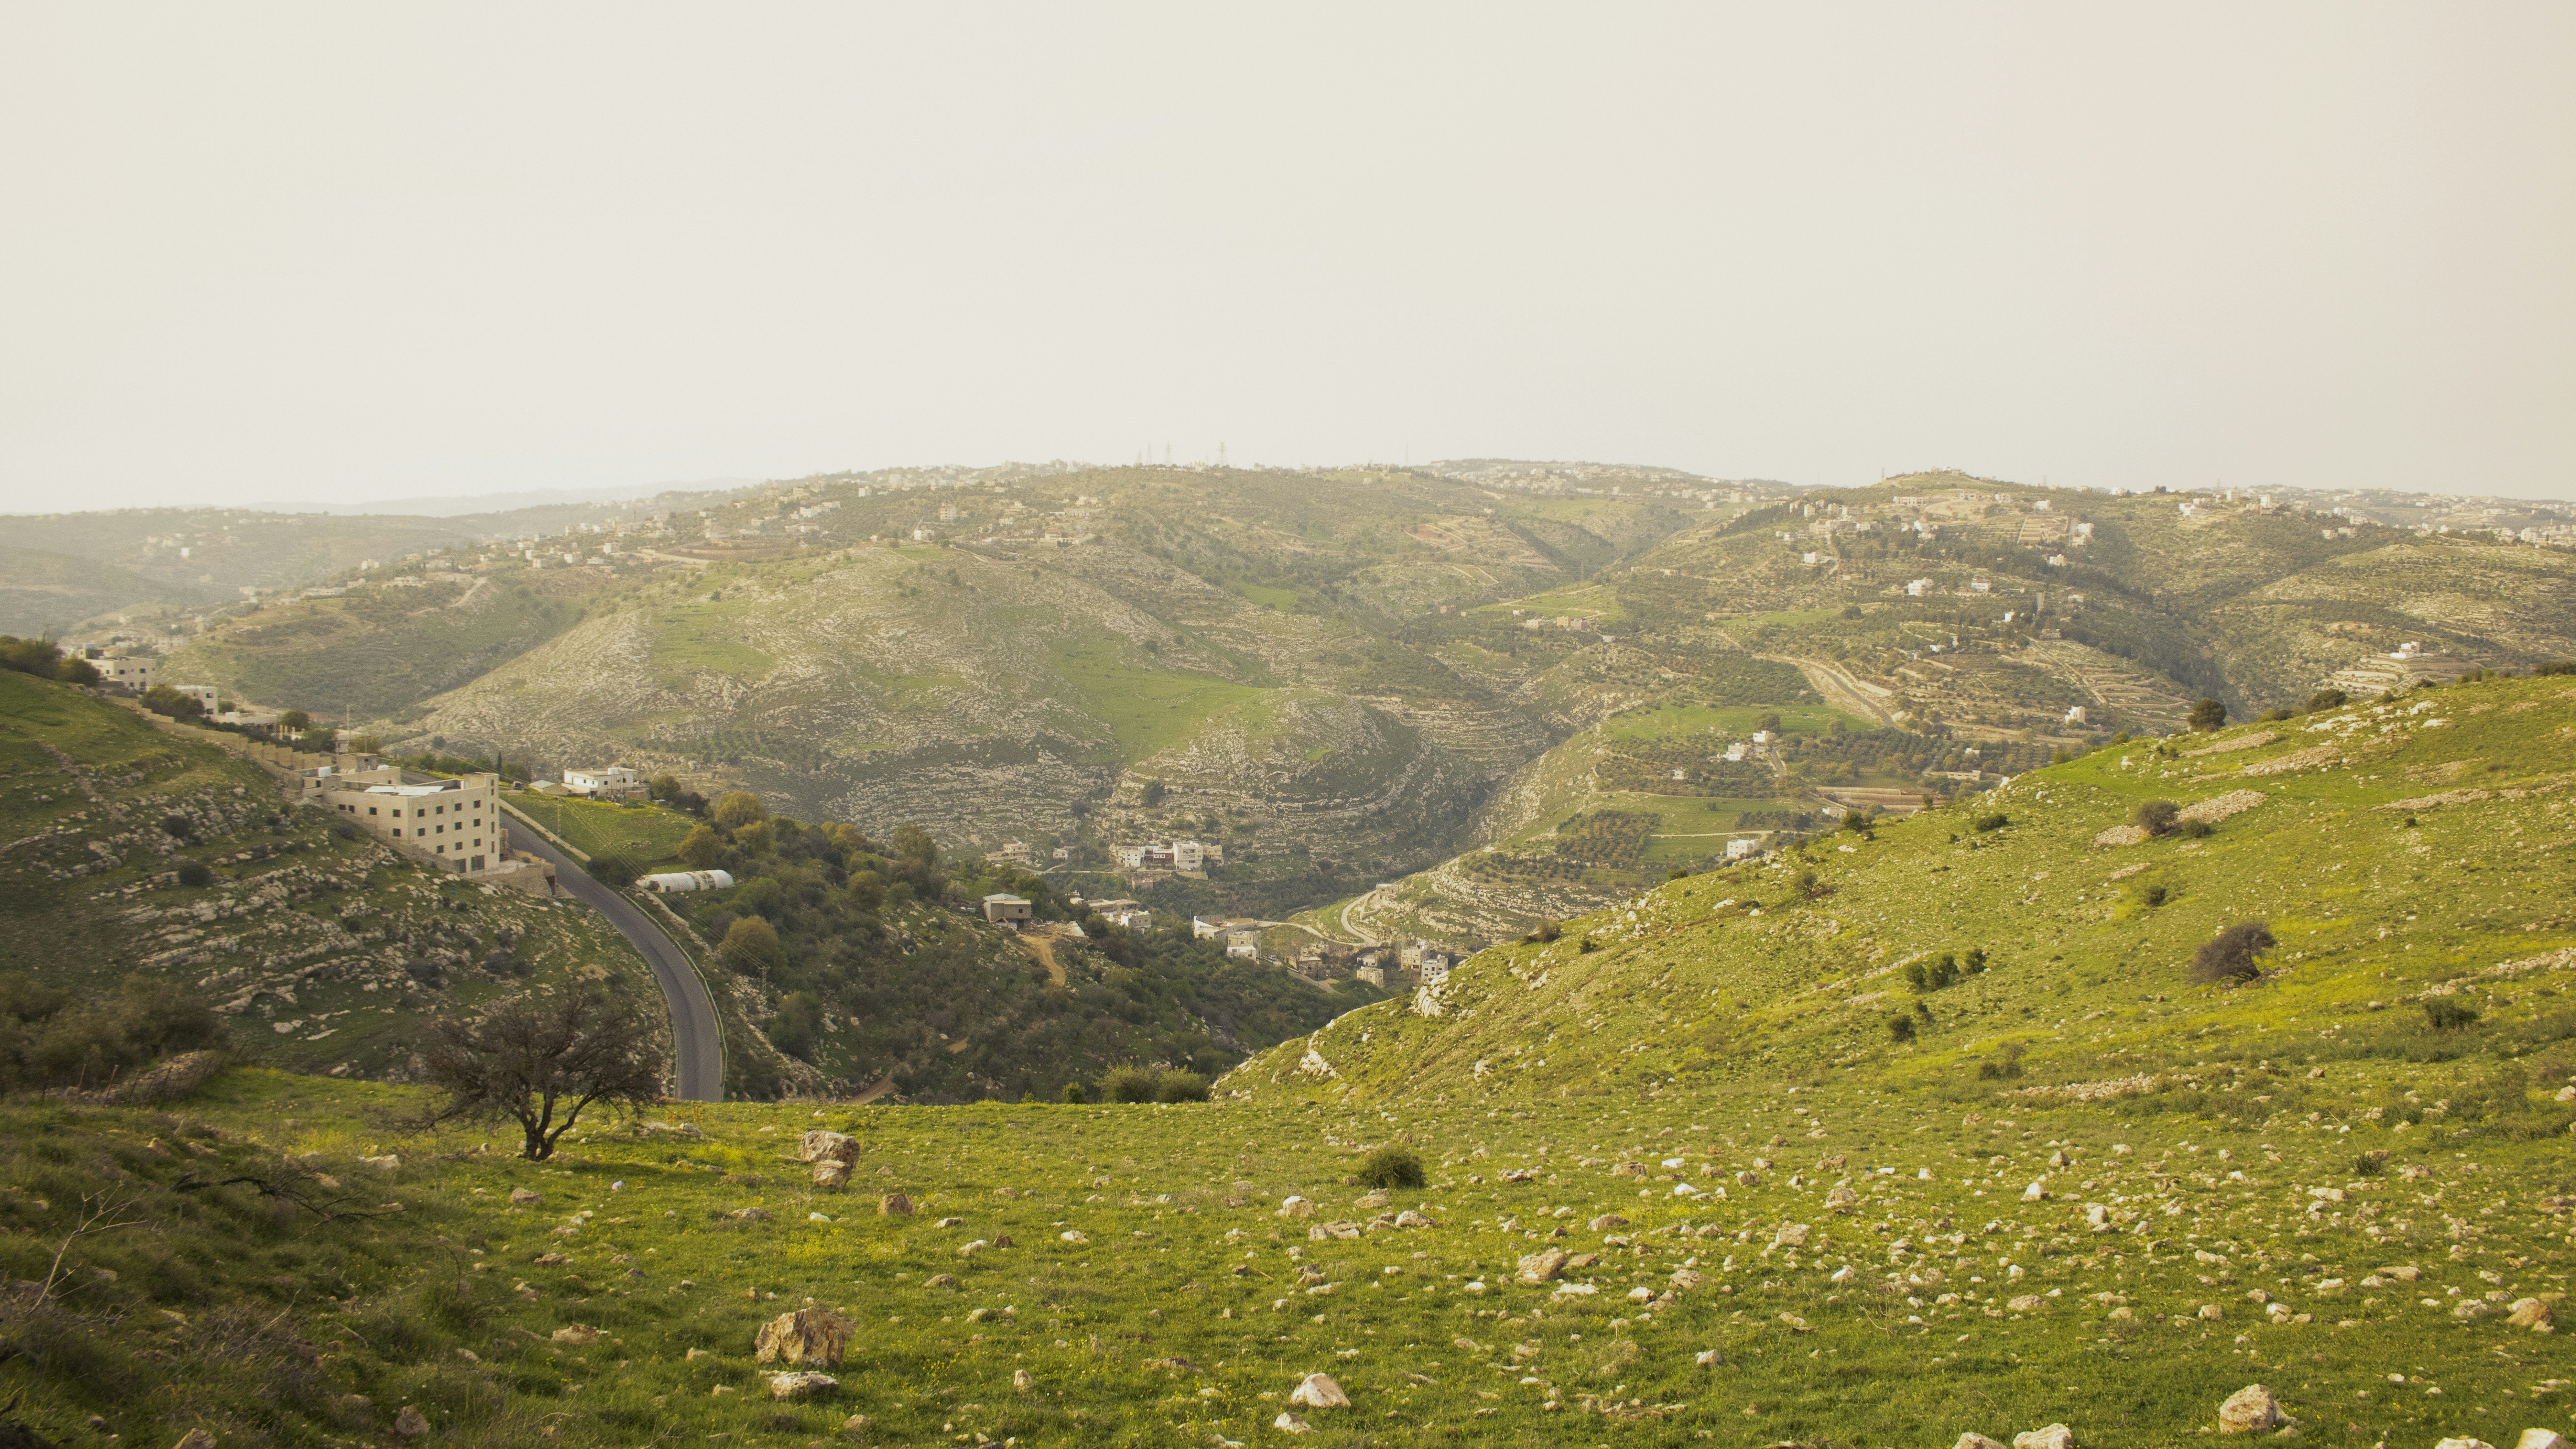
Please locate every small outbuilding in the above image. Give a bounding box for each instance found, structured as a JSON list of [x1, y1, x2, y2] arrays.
[[982, 893, 1034, 929]]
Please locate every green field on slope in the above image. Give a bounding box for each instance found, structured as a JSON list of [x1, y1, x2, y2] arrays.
[[1049, 631, 1272, 762]]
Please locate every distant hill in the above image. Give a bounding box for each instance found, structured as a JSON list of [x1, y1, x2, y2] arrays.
[[42, 463, 2576, 949], [0, 544, 211, 637]]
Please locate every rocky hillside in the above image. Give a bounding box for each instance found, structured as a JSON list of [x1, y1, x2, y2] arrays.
[[0, 668, 668, 1084], [118, 465, 2576, 942], [1231, 669, 2576, 1111]]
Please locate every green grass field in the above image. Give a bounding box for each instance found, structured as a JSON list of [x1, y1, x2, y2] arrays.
[[506, 790, 702, 869], [1049, 632, 1272, 763]]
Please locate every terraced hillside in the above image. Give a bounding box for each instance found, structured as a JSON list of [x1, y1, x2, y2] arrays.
[[0, 674, 2567, 1448], [105, 465, 2576, 943]]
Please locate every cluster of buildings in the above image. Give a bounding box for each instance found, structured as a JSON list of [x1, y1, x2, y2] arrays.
[[1113, 838, 1223, 878]]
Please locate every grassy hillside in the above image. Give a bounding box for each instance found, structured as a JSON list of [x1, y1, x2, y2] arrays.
[[81, 465, 2576, 943], [0, 544, 215, 639], [0, 671, 670, 1083], [158, 564, 622, 724]]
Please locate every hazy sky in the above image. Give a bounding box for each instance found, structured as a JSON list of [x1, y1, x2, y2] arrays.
[[4, 5, 2571, 510]]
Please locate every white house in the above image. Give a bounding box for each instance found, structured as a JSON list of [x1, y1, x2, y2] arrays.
[[79, 649, 155, 692], [1726, 837, 1759, 860], [562, 766, 646, 798]]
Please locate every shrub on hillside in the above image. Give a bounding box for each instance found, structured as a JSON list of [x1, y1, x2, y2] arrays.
[[588, 850, 642, 888], [719, 916, 780, 976], [1100, 1066, 1160, 1104], [1062, 1082, 1086, 1104], [712, 792, 768, 830], [1154, 1070, 1210, 1103], [2190, 921, 2275, 984], [1888, 1014, 1916, 1043], [0, 636, 96, 684], [142, 685, 204, 721], [1523, 920, 1561, 944], [2532, 661, 2576, 678], [2135, 799, 2180, 836], [1976, 1041, 2028, 1080], [0, 973, 229, 1093], [1354, 1143, 1426, 1189], [1971, 812, 2009, 833], [2187, 698, 2227, 732], [175, 861, 212, 888], [2423, 998, 2480, 1031], [2306, 688, 2350, 711]]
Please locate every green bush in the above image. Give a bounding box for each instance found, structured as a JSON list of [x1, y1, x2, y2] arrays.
[[587, 850, 642, 889], [1062, 1082, 1086, 1105], [1100, 1066, 1159, 1104], [2306, 688, 2350, 711], [2423, 999, 2480, 1031], [1522, 920, 1561, 944], [1888, 1014, 1916, 1043], [1154, 1070, 1210, 1103], [1971, 812, 2009, 833], [175, 861, 212, 889], [2134, 799, 2179, 836], [1353, 1144, 1425, 1189], [2187, 698, 2227, 732], [0, 973, 228, 1093]]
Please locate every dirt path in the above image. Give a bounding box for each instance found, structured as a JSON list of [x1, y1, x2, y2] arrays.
[[1767, 654, 1901, 728], [1015, 932, 1068, 987]]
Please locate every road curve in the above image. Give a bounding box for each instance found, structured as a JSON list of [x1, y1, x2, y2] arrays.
[[508, 826, 725, 1101]]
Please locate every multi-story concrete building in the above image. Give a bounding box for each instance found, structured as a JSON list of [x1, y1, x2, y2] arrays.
[[303, 766, 519, 879]]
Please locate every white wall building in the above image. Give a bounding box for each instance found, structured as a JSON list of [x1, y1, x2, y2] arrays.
[[562, 766, 646, 798]]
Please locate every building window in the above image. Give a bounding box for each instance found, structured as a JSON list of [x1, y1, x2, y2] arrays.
[[392, 828, 402, 837]]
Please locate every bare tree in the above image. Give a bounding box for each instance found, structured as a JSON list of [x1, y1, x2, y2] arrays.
[[2191, 921, 2276, 984], [420, 990, 666, 1160]]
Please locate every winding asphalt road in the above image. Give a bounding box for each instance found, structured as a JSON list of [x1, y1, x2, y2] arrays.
[[506, 821, 725, 1101]]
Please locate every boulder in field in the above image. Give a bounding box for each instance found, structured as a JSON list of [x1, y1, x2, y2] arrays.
[[2505, 1297, 2553, 1331], [1278, 1196, 1317, 1218], [753, 1307, 850, 1367], [508, 1187, 541, 1205], [768, 1371, 838, 1400], [550, 1325, 599, 1346], [1954, 1437, 2007, 1449], [879, 1193, 915, 1216], [811, 1160, 852, 1189], [1274, 1411, 1314, 1433], [1516, 1249, 1569, 1284], [2217, 1384, 2285, 1433], [2013, 1427, 2074, 1449], [797, 1130, 860, 1165], [1289, 1373, 1350, 1409]]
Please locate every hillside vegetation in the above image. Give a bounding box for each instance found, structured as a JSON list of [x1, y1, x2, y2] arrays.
[[0, 679, 2568, 1448], [145, 466, 2573, 945]]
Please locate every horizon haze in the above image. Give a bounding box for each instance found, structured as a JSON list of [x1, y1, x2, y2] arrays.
[[4, 5, 2572, 510]]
